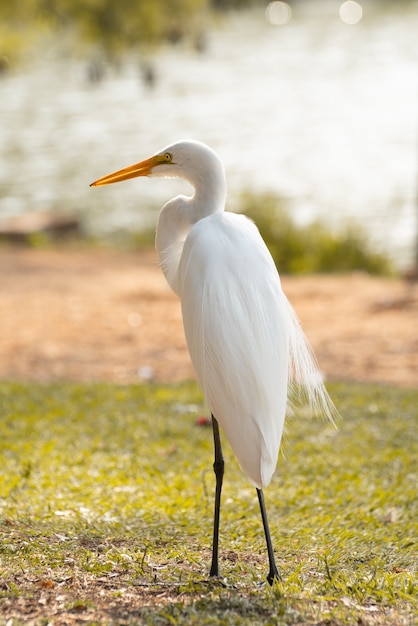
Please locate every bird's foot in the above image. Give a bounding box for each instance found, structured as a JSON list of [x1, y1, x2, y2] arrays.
[[266, 566, 282, 586]]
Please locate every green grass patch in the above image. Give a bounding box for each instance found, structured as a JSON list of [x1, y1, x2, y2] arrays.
[[242, 193, 393, 275], [0, 381, 416, 624]]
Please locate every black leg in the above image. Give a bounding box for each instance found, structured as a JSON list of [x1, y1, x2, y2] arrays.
[[209, 414, 224, 578], [257, 488, 281, 585]]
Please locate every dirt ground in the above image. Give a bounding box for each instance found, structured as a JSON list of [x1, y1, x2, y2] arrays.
[[0, 246, 416, 388]]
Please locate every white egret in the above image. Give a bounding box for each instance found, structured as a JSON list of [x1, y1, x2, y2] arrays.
[[91, 140, 336, 585]]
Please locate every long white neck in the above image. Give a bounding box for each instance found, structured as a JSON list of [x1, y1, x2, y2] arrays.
[[155, 167, 227, 294]]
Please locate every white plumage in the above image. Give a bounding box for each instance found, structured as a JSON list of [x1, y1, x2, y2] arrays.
[[178, 212, 289, 488]]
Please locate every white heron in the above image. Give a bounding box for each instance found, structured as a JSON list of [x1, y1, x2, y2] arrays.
[[90, 140, 336, 585]]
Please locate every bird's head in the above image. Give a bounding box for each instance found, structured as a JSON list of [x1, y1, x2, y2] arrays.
[[90, 140, 223, 188]]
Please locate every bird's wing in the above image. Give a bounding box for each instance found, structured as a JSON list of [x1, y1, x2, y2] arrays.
[[177, 212, 291, 488]]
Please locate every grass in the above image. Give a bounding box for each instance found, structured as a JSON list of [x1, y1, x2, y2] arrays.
[[241, 193, 393, 275], [0, 381, 416, 625]]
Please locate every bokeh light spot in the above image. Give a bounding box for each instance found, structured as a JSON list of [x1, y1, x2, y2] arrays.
[[339, 1, 363, 25], [265, 1, 292, 26]]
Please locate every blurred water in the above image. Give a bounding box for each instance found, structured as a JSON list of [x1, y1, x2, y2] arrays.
[[1, 3, 418, 267]]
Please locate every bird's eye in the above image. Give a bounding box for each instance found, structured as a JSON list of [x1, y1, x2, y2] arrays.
[[164, 152, 172, 162]]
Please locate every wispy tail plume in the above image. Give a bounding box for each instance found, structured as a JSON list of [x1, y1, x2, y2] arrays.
[[285, 296, 339, 425]]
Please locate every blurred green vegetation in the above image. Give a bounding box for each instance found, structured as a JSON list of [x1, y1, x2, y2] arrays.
[[0, 0, 200, 60], [241, 192, 393, 275], [0, 0, 260, 63]]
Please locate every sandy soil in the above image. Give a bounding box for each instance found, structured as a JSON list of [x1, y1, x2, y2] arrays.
[[0, 246, 416, 388]]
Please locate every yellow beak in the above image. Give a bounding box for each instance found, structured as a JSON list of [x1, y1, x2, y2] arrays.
[[90, 155, 159, 187]]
